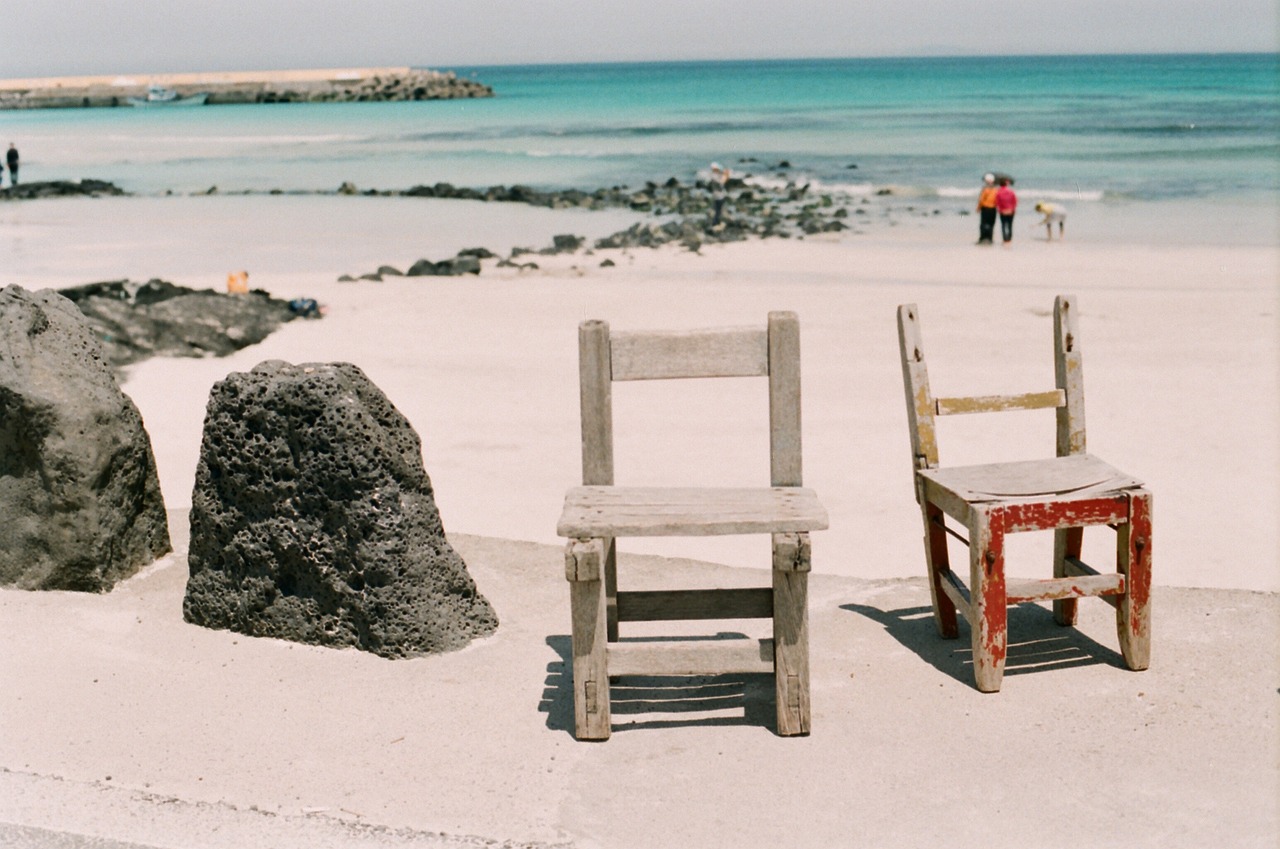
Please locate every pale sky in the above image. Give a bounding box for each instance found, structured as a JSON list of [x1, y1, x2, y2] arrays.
[[3, 0, 1277, 77]]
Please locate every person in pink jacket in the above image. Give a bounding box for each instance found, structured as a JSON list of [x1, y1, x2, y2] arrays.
[[996, 178, 1017, 245]]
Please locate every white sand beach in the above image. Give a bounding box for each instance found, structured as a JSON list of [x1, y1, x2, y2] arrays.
[[2, 195, 1277, 847]]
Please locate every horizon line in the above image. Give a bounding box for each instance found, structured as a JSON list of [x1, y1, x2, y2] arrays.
[[10, 49, 1275, 81], [446, 49, 1278, 70]]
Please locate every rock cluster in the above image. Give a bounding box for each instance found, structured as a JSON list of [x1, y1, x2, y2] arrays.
[[58, 279, 299, 371], [0, 285, 171, 591], [390, 177, 854, 232], [228, 69, 492, 104], [184, 360, 498, 657], [338, 250, 493, 282], [0, 179, 125, 200], [336, 177, 856, 280]]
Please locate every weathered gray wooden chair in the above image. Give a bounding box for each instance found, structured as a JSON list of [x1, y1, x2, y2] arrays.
[[557, 312, 828, 739], [897, 296, 1152, 692]]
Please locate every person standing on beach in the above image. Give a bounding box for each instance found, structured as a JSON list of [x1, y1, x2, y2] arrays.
[[6, 144, 18, 185], [709, 162, 729, 227], [996, 177, 1017, 245], [1035, 201, 1066, 240], [976, 173, 998, 244]]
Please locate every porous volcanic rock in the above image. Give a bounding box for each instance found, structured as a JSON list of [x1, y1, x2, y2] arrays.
[[184, 360, 497, 657], [0, 285, 171, 591]]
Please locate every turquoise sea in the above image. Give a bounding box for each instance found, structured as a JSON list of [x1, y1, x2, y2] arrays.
[[4, 53, 1278, 242]]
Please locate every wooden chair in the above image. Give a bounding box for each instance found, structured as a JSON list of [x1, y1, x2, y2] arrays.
[[557, 312, 828, 739], [897, 296, 1152, 692]]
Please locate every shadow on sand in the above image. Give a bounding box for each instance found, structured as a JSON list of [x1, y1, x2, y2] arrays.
[[841, 601, 1128, 687], [541, 634, 775, 736]]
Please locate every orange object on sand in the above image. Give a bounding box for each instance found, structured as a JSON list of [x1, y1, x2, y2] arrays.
[[226, 270, 249, 294]]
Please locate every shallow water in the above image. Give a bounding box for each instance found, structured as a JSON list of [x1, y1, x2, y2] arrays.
[[4, 54, 1276, 246]]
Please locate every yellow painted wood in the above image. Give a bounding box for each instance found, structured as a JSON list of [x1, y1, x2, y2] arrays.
[[934, 390, 1065, 416]]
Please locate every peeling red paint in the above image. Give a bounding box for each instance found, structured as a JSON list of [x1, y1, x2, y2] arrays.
[[1124, 492, 1153, 640], [995, 496, 1128, 534]]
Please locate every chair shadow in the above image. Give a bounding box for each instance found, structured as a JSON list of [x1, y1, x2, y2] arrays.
[[541, 634, 774, 736], [840, 601, 1128, 688]]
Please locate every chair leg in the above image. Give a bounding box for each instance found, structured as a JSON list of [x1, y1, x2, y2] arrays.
[[1052, 527, 1083, 626], [604, 537, 618, 643], [773, 533, 811, 736], [969, 509, 1007, 693], [567, 539, 611, 740], [1117, 490, 1153, 671], [922, 502, 959, 638]]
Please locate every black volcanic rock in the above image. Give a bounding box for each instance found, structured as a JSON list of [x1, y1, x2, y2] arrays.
[[0, 179, 125, 200], [184, 360, 498, 657], [0, 285, 171, 591], [58, 279, 299, 371]]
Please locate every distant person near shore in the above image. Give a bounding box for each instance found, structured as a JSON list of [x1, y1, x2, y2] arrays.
[[996, 177, 1017, 245], [1035, 201, 1067, 241], [709, 162, 729, 227], [6, 144, 18, 185], [976, 173, 997, 244]]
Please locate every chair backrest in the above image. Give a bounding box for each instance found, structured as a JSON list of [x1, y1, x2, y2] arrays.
[[578, 311, 802, 488], [897, 295, 1085, 480]]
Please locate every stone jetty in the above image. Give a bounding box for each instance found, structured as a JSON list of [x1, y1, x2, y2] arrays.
[[0, 67, 492, 109]]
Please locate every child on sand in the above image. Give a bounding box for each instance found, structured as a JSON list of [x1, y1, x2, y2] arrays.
[[1035, 202, 1067, 240]]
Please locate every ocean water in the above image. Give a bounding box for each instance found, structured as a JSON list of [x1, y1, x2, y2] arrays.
[[3, 53, 1277, 241]]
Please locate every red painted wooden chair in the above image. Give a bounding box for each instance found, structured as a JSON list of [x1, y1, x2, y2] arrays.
[[557, 312, 828, 739], [897, 296, 1152, 692]]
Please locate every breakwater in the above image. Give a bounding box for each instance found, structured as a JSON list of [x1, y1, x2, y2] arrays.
[[0, 67, 492, 109]]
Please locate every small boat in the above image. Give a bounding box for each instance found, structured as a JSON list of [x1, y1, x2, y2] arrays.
[[128, 85, 209, 107]]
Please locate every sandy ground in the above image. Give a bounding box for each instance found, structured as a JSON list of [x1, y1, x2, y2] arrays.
[[105, 219, 1280, 591], [1, 515, 1276, 848], [1, 199, 1277, 847]]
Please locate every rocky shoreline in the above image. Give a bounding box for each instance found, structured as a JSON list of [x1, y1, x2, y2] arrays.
[[0, 67, 491, 109], [9, 170, 951, 289], [4, 171, 866, 244]]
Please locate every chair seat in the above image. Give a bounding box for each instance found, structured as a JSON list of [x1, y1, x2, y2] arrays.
[[557, 486, 829, 538], [917, 453, 1142, 504]]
